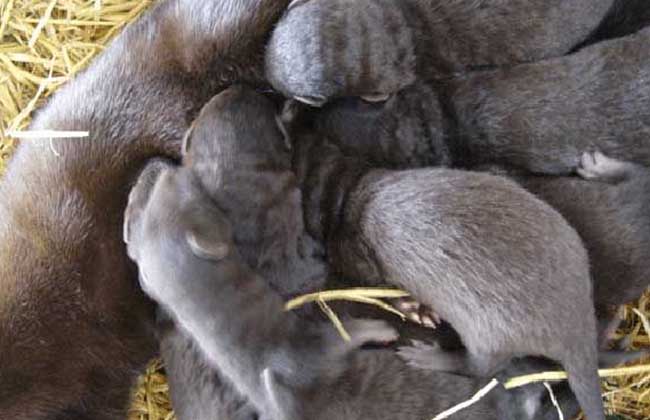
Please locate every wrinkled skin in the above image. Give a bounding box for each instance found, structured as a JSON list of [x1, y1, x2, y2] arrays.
[[124, 154, 404, 419], [123, 125, 495, 420], [138, 86, 498, 420], [293, 131, 605, 420], [181, 86, 327, 298], [314, 25, 650, 174], [266, 0, 614, 103], [313, 27, 650, 342]]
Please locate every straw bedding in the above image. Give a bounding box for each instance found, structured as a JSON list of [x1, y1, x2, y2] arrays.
[[0, 1, 648, 419]]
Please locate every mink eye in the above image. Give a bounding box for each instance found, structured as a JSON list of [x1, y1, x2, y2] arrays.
[[186, 231, 230, 262], [294, 95, 327, 107], [360, 93, 391, 103]]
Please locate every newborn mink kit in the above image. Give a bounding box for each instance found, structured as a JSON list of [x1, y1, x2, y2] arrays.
[[128, 85, 646, 420], [126, 86, 503, 420]]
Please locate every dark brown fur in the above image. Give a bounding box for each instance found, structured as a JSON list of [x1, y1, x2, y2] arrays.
[[0, 0, 290, 418]]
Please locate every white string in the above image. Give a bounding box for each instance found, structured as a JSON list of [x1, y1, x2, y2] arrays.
[[7, 130, 89, 139], [544, 382, 565, 420], [431, 378, 500, 420]]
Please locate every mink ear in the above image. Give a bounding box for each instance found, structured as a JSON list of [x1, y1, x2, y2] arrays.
[[185, 229, 230, 261]]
